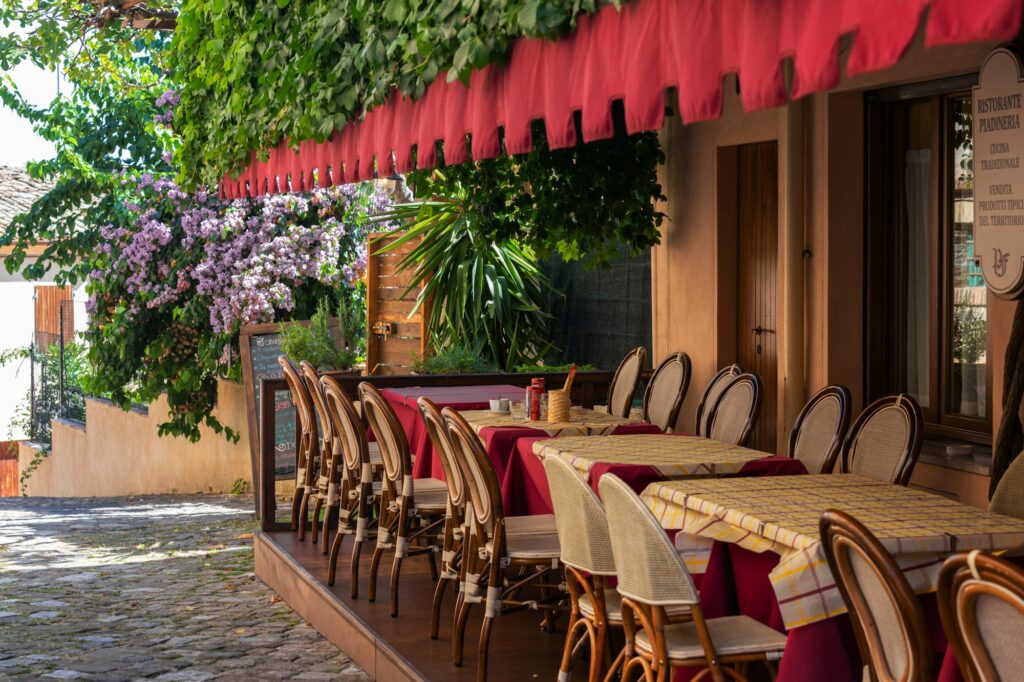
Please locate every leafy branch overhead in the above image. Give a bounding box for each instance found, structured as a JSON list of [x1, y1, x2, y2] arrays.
[[171, 0, 616, 187]]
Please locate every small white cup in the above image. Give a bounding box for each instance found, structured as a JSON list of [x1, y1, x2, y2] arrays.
[[489, 399, 504, 412]]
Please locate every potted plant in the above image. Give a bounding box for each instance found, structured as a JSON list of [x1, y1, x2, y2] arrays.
[[952, 295, 986, 416], [280, 294, 360, 373]]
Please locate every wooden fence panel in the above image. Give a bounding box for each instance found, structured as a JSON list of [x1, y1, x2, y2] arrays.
[[366, 232, 429, 375], [0, 442, 18, 497], [34, 285, 73, 347]]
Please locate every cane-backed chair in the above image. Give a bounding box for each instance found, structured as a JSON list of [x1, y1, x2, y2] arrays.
[[543, 455, 692, 681], [840, 394, 923, 486], [299, 361, 338, 547], [443, 407, 564, 681], [990, 454, 1024, 519], [320, 375, 379, 597], [819, 510, 935, 682], [788, 385, 852, 474], [706, 373, 762, 447], [643, 352, 691, 432], [695, 364, 742, 437], [418, 397, 469, 640], [599, 474, 787, 682], [938, 550, 1024, 682], [359, 382, 447, 617], [279, 357, 319, 539], [607, 346, 647, 418]]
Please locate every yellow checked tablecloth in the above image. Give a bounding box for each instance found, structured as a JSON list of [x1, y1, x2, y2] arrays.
[[642, 474, 1024, 629], [533, 434, 767, 478], [460, 406, 640, 437]]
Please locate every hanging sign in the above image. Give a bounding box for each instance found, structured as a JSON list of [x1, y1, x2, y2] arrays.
[[974, 47, 1024, 299]]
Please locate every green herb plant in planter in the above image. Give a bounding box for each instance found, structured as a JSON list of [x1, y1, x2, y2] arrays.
[[952, 293, 987, 416], [280, 295, 359, 372], [411, 344, 498, 375]]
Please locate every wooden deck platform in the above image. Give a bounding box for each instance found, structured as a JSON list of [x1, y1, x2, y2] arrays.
[[254, 530, 574, 681]]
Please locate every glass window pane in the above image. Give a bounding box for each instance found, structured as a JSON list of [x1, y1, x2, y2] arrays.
[[905, 102, 933, 409], [948, 95, 986, 418]]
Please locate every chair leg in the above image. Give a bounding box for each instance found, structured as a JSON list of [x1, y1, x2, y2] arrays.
[[427, 547, 439, 581], [310, 496, 323, 544], [368, 545, 385, 603], [327, 528, 345, 587], [390, 554, 404, 617], [290, 486, 303, 531], [297, 490, 311, 541], [453, 596, 472, 665], [478, 614, 495, 682], [603, 646, 626, 682], [589, 622, 607, 682], [431, 575, 450, 640], [321, 505, 337, 554], [350, 535, 364, 600], [558, 611, 585, 681]]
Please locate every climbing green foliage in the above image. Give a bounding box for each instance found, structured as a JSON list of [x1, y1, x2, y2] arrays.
[[171, 0, 616, 187]]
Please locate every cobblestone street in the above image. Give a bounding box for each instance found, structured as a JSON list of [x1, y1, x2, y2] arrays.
[[0, 495, 370, 681]]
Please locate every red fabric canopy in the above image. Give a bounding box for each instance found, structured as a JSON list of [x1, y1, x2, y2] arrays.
[[221, 0, 1022, 198]]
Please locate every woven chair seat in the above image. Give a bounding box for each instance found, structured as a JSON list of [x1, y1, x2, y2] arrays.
[[579, 591, 690, 623], [412, 478, 449, 511], [368, 442, 383, 466], [489, 532, 561, 561], [506, 514, 558, 537], [636, 615, 786, 661]]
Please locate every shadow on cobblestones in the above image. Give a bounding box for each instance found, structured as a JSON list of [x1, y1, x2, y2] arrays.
[[0, 495, 370, 681]]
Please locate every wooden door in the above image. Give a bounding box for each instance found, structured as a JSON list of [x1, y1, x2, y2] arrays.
[[736, 142, 778, 452]]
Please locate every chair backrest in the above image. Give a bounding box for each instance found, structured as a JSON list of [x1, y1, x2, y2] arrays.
[[598, 474, 699, 606], [841, 394, 923, 486], [819, 510, 934, 682], [358, 382, 411, 488], [707, 373, 761, 446], [542, 455, 616, 575], [990, 453, 1024, 519], [419, 397, 466, 508], [279, 356, 317, 444], [442, 407, 503, 531], [320, 375, 368, 480], [643, 352, 691, 432], [607, 346, 647, 418], [788, 385, 852, 474], [300, 361, 333, 447], [695, 364, 742, 437], [938, 550, 1024, 682]]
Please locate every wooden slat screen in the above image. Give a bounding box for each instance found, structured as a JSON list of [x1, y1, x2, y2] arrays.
[[366, 232, 429, 375]]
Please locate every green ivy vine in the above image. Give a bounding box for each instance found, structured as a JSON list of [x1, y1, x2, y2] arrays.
[[171, 0, 616, 187]]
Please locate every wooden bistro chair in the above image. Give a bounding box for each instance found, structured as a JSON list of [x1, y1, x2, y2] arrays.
[[695, 364, 742, 437], [599, 474, 787, 682], [643, 351, 692, 432], [320, 375, 379, 598], [443, 407, 564, 682], [787, 385, 852, 474], [938, 550, 1024, 682], [299, 361, 339, 547], [607, 346, 647, 418], [819, 509, 935, 682], [840, 394, 923, 486], [359, 382, 447, 617], [278, 356, 319, 539], [418, 397, 470, 641], [706, 373, 762, 447], [990, 453, 1024, 519], [543, 454, 692, 681]]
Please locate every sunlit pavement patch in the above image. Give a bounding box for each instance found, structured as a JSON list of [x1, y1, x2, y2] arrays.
[[0, 494, 368, 681]]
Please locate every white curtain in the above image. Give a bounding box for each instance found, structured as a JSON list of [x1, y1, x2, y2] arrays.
[[905, 149, 931, 408]]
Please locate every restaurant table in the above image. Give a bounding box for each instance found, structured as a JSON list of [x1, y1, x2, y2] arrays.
[[642, 474, 1024, 682], [459, 406, 662, 481], [381, 385, 526, 480], [501, 433, 806, 516]]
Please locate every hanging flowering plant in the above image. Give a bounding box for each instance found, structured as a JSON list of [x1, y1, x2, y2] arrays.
[[84, 176, 392, 441]]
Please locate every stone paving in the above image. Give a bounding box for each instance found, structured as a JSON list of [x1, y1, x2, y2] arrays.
[[0, 494, 371, 681]]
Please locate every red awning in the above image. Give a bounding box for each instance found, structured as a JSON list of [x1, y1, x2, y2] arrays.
[[221, 0, 1022, 198]]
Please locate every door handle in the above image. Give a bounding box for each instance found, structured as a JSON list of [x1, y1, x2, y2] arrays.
[[750, 326, 775, 336]]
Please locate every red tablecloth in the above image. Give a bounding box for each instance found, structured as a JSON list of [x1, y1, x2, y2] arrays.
[[688, 540, 954, 681], [381, 385, 525, 480], [501, 435, 806, 516]]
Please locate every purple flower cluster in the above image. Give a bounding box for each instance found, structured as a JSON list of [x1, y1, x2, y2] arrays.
[[154, 89, 180, 126], [88, 177, 392, 336]]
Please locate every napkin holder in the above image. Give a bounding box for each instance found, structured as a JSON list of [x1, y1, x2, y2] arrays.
[[547, 389, 570, 422]]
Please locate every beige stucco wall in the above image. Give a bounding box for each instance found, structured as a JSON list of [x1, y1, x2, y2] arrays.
[[19, 379, 253, 497], [653, 33, 1005, 453]]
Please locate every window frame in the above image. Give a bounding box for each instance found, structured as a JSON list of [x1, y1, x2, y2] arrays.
[[864, 76, 992, 445]]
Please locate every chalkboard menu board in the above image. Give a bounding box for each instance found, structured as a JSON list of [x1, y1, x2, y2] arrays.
[[239, 323, 297, 481]]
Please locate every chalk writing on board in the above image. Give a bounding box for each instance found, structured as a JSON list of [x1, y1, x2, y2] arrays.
[[246, 332, 297, 478]]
